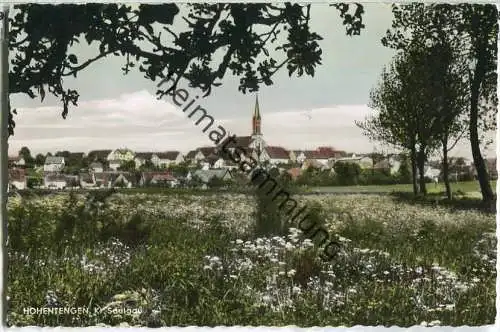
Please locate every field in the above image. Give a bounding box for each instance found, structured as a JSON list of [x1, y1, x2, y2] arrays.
[[6, 189, 496, 327], [310, 181, 497, 195]]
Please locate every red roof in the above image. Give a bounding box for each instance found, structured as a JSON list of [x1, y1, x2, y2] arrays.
[[301, 147, 340, 159], [142, 171, 176, 182], [313, 147, 338, 159], [265, 146, 289, 159]]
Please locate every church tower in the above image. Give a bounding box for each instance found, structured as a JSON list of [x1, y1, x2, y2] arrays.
[[251, 94, 265, 157], [252, 94, 261, 135]]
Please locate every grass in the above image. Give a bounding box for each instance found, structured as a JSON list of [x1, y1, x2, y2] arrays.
[[6, 190, 496, 327], [310, 180, 497, 195]]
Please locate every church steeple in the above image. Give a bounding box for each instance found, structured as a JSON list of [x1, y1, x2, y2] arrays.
[[252, 94, 261, 136]]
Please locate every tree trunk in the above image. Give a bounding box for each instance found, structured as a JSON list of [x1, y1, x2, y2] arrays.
[[442, 138, 452, 200], [410, 146, 419, 196], [470, 56, 495, 203], [417, 148, 427, 196]]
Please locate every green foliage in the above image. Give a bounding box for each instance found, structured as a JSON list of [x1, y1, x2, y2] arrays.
[[118, 160, 136, 172], [34, 153, 45, 166], [358, 169, 398, 186], [18, 146, 34, 167], [334, 162, 361, 185], [397, 154, 412, 184], [167, 163, 189, 177], [381, 3, 498, 202], [253, 170, 288, 237], [27, 177, 43, 188], [296, 168, 336, 186], [207, 176, 227, 188], [6, 191, 496, 326]]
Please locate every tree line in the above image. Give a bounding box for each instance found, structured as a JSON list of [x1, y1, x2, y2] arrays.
[[356, 3, 497, 203]]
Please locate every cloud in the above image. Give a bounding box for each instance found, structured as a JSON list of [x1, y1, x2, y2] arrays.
[[8, 90, 491, 159]]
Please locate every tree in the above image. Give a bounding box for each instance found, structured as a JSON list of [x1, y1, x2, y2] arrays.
[[357, 54, 420, 195], [429, 39, 469, 200], [118, 160, 136, 172], [139, 159, 156, 171], [18, 146, 34, 166], [27, 176, 42, 188], [359, 37, 468, 197], [167, 162, 189, 177], [7, 3, 364, 136], [207, 176, 226, 189], [34, 153, 45, 166], [382, 3, 498, 203], [55, 150, 71, 159], [333, 161, 360, 185], [397, 153, 412, 184], [367, 152, 385, 175]]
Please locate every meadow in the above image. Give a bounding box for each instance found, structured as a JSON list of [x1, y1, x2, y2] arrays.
[[6, 189, 496, 327], [310, 180, 497, 195]]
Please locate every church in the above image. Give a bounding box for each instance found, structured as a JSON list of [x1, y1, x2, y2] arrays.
[[218, 95, 267, 160]]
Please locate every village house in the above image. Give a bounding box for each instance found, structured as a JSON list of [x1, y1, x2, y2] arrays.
[[311, 147, 342, 166], [188, 169, 233, 184], [113, 173, 134, 188], [214, 96, 267, 163], [139, 171, 177, 187], [335, 154, 373, 170], [44, 174, 67, 189], [44, 156, 65, 172], [424, 165, 441, 181], [185, 149, 208, 164], [134, 152, 154, 168], [108, 160, 122, 171], [293, 147, 341, 166], [198, 147, 218, 160], [9, 168, 27, 190], [302, 159, 328, 170], [262, 146, 290, 165], [107, 148, 135, 162], [8, 156, 26, 168], [294, 151, 308, 164], [204, 153, 225, 169], [89, 162, 104, 173], [94, 173, 110, 188], [79, 173, 96, 188], [92, 171, 135, 188], [151, 151, 184, 168], [373, 159, 392, 174]]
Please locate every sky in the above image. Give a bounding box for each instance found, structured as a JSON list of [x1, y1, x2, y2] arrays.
[[7, 3, 496, 160]]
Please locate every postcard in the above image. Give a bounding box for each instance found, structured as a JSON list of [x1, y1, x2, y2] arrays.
[[1, 2, 497, 329]]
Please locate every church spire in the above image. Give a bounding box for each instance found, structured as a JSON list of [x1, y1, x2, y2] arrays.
[[252, 94, 261, 135], [254, 94, 261, 120]]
